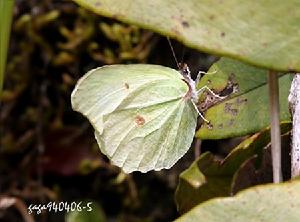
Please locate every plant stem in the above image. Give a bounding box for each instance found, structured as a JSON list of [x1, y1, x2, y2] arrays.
[[268, 70, 282, 183], [0, 0, 14, 98], [194, 139, 201, 159], [288, 73, 300, 178]]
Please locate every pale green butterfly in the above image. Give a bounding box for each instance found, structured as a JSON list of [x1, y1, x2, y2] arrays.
[[71, 64, 222, 173]]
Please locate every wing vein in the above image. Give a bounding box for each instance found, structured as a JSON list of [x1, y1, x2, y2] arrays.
[[85, 78, 169, 118], [154, 101, 185, 169], [109, 100, 181, 160]]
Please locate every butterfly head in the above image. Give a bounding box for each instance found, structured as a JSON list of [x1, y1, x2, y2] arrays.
[[179, 63, 191, 78], [179, 63, 198, 103]]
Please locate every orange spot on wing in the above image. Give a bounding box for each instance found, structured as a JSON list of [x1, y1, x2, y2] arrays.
[[135, 115, 145, 126]]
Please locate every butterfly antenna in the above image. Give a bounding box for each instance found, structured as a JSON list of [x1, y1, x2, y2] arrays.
[[180, 45, 186, 67], [167, 37, 180, 69]]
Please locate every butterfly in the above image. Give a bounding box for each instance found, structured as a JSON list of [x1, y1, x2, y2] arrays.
[[71, 63, 223, 173]]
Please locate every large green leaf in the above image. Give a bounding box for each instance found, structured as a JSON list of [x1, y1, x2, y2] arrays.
[[175, 122, 291, 214], [73, 0, 300, 72], [196, 58, 292, 139], [175, 179, 300, 222]]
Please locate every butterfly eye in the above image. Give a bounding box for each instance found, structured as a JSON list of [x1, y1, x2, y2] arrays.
[[179, 63, 191, 77]]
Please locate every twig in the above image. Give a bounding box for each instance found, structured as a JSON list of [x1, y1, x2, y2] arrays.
[[194, 139, 202, 159], [288, 73, 300, 178], [268, 70, 282, 183]]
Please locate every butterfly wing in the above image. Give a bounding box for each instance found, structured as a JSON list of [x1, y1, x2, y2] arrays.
[[71, 64, 197, 173]]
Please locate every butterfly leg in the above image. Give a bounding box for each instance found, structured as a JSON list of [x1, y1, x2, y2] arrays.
[[195, 70, 217, 85], [195, 72, 202, 85], [197, 85, 226, 99], [192, 101, 210, 123]]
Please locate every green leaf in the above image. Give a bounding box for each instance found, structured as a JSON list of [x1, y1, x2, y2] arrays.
[[196, 58, 292, 139], [175, 152, 232, 214], [73, 0, 300, 72], [175, 122, 291, 214], [0, 0, 14, 98], [175, 179, 300, 222]]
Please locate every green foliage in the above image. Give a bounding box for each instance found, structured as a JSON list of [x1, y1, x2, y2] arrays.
[[176, 179, 300, 222], [73, 0, 300, 72], [68, 3, 296, 221], [2, 0, 297, 221], [0, 0, 14, 97], [175, 122, 291, 213], [196, 58, 292, 139]]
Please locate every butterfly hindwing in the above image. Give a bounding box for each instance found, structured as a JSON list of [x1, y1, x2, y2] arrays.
[[71, 64, 197, 173]]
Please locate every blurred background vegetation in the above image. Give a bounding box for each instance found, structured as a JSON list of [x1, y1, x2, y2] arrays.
[[0, 0, 221, 221]]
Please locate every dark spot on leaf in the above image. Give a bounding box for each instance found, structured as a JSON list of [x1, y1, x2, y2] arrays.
[[182, 21, 189, 27], [209, 15, 215, 20], [135, 115, 145, 126], [94, 1, 101, 7], [236, 98, 247, 105], [207, 123, 213, 130], [218, 73, 239, 97], [228, 119, 234, 126], [221, 32, 226, 37], [224, 103, 238, 116], [124, 83, 129, 89], [231, 109, 238, 115], [224, 103, 231, 110]]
